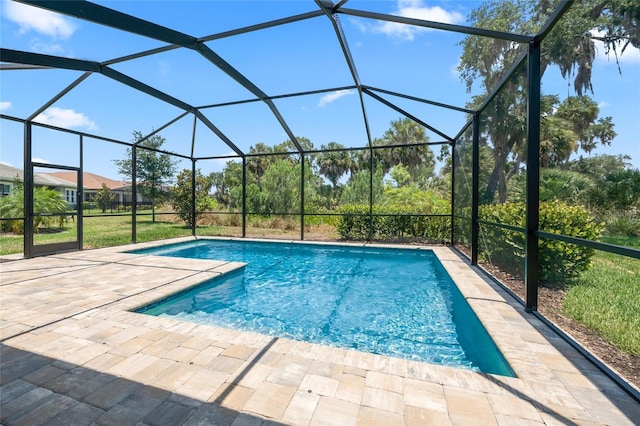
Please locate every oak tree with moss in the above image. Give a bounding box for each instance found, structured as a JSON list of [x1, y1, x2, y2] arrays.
[[458, 0, 635, 203]]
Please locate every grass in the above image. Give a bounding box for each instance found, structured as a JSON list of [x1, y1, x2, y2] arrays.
[[0, 213, 227, 255], [563, 236, 640, 356], [0, 212, 338, 255]]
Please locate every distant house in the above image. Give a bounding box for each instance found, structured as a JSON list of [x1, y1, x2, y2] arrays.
[[45, 171, 134, 205], [0, 165, 149, 208], [0, 164, 78, 206]]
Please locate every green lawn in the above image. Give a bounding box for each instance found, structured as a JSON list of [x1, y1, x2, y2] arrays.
[[0, 213, 298, 255], [0, 213, 232, 255], [563, 236, 640, 356]]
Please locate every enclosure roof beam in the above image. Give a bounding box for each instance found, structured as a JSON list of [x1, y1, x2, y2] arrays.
[[135, 112, 190, 146], [27, 72, 93, 122], [537, 0, 573, 41], [198, 85, 359, 109], [0, 48, 100, 72], [338, 8, 534, 43], [107, 72, 242, 156], [363, 88, 454, 142], [103, 11, 323, 67], [364, 86, 474, 114], [100, 67, 194, 112], [315, 0, 374, 148], [454, 118, 474, 142], [333, 0, 350, 13], [193, 111, 244, 157], [17, 0, 302, 153], [0, 48, 244, 157], [0, 63, 52, 70], [17, 0, 196, 46], [477, 49, 528, 112], [315, 0, 361, 87], [194, 43, 303, 152], [199, 11, 324, 42], [0, 48, 193, 111], [17, 0, 261, 96], [103, 45, 180, 66]]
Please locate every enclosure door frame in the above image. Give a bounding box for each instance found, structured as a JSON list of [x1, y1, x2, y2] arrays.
[[24, 123, 83, 258]]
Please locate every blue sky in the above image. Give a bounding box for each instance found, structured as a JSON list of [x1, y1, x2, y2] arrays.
[[1, 0, 639, 180]]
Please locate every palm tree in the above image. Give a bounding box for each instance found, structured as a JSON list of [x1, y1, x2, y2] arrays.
[[317, 142, 354, 190], [247, 142, 274, 184], [0, 177, 24, 234], [381, 118, 435, 183], [32, 186, 68, 229], [0, 178, 67, 234]]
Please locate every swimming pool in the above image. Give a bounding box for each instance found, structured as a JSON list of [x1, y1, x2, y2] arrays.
[[133, 240, 514, 376]]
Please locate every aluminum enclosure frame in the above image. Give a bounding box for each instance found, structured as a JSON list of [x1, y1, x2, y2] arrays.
[[2, 0, 638, 311], [2, 0, 640, 403]]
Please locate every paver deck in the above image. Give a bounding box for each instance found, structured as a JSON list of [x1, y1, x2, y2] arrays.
[[1, 237, 639, 425]]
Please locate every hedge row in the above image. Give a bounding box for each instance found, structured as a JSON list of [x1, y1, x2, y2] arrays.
[[335, 204, 450, 242], [337, 201, 603, 285], [478, 201, 604, 284]]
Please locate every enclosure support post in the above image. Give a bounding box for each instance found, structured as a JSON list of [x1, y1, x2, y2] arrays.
[[368, 147, 374, 241], [300, 153, 305, 241], [78, 135, 84, 249], [242, 157, 247, 238], [191, 159, 197, 237], [132, 145, 137, 244], [525, 39, 541, 312], [471, 113, 480, 265], [24, 122, 33, 258], [450, 140, 456, 246]]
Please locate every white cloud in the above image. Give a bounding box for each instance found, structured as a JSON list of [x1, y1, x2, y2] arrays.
[[0, 161, 14, 167], [356, 0, 465, 41], [4, 0, 76, 39], [318, 89, 356, 107], [0, 101, 11, 111], [30, 39, 67, 55], [598, 101, 610, 109], [32, 157, 51, 164], [605, 45, 640, 64], [34, 107, 97, 130]]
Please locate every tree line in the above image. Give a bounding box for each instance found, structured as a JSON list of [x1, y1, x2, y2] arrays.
[[116, 118, 445, 227]]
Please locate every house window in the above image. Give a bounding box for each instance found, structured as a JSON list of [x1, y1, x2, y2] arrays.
[[0, 184, 10, 197], [65, 189, 76, 203]]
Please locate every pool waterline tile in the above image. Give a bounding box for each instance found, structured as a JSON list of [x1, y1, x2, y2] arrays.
[[0, 236, 638, 425]]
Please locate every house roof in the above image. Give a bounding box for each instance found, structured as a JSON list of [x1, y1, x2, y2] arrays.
[[0, 164, 26, 182], [45, 172, 127, 191], [0, 164, 78, 188]]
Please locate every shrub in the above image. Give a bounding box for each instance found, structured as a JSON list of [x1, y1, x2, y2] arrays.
[[94, 183, 116, 213], [170, 168, 214, 227], [0, 182, 67, 234], [479, 201, 604, 285], [336, 204, 450, 242], [507, 168, 595, 205], [335, 205, 372, 240]]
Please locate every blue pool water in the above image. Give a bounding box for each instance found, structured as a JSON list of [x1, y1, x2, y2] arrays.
[[133, 240, 514, 376]]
